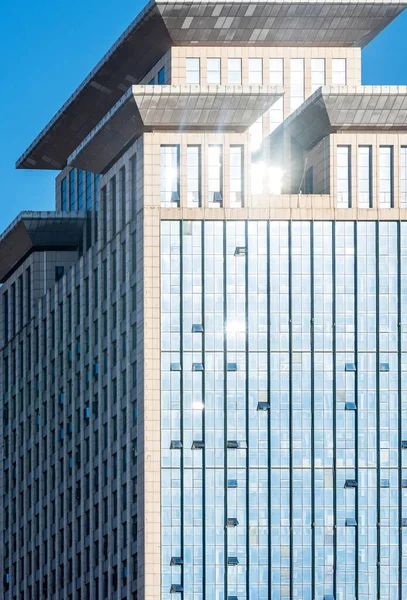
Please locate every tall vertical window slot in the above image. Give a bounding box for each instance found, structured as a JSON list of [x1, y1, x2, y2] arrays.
[[401, 147, 407, 208], [77, 170, 84, 210], [61, 177, 67, 211], [101, 186, 107, 243], [160, 146, 180, 207], [4, 291, 8, 343], [86, 172, 92, 210], [379, 146, 393, 208], [337, 146, 351, 208], [207, 58, 221, 84], [332, 58, 346, 85], [110, 176, 117, 236], [358, 146, 372, 208], [186, 58, 200, 84], [94, 174, 100, 243], [290, 58, 304, 112], [270, 98, 284, 133], [69, 169, 75, 211], [248, 58, 263, 84], [158, 67, 165, 85], [230, 146, 244, 208], [26, 267, 31, 321], [311, 58, 325, 93], [270, 58, 284, 85], [131, 155, 137, 216], [208, 145, 223, 207], [120, 167, 126, 228], [228, 58, 242, 84], [187, 146, 201, 207]]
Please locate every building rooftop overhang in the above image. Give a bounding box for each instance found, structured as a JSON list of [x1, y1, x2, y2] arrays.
[[0, 212, 86, 283], [68, 84, 283, 173], [266, 85, 407, 152], [16, 0, 407, 171]]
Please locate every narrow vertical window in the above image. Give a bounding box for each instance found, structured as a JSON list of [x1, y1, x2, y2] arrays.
[[228, 58, 242, 84], [269, 58, 284, 85], [311, 58, 325, 93], [207, 58, 221, 84], [332, 58, 346, 85], [230, 146, 244, 208], [208, 145, 223, 207], [250, 117, 263, 152], [101, 186, 107, 243], [401, 147, 407, 208], [18, 276, 23, 329], [358, 146, 372, 208], [337, 146, 351, 208], [158, 67, 165, 85], [187, 146, 201, 207], [69, 169, 75, 211], [26, 267, 31, 321], [11, 283, 16, 337], [120, 167, 126, 228], [111, 176, 117, 236], [86, 172, 92, 210], [77, 170, 84, 210], [61, 178, 67, 212], [131, 155, 137, 216], [290, 58, 304, 112], [94, 174, 100, 243], [160, 146, 180, 207], [248, 58, 263, 84], [270, 97, 284, 133], [4, 291, 8, 344], [186, 58, 200, 84], [379, 146, 393, 208]]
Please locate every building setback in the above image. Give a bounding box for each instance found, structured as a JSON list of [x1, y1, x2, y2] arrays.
[[2, 1, 407, 599]]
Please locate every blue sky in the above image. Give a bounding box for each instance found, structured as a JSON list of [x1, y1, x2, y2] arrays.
[[1, 1, 407, 232]]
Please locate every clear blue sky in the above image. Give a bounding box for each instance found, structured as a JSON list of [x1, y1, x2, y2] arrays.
[[1, 1, 407, 232]]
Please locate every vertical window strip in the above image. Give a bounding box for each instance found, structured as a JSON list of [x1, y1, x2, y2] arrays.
[[131, 154, 137, 216], [311, 58, 325, 93], [290, 58, 304, 113], [207, 58, 221, 84], [86, 172, 92, 210], [61, 178, 67, 212], [69, 169, 76, 211], [228, 58, 242, 84], [186, 58, 200, 84], [160, 145, 180, 207], [77, 170, 84, 210], [208, 145, 223, 207], [187, 146, 201, 207], [269, 97, 284, 133], [332, 58, 346, 85], [358, 146, 372, 208], [337, 146, 351, 208], [269, 58, 284, 85], [101, 186, 107, 243], [379, 146, 393, 208], [401, 147, 407, 208], [229, 146, 244, 208], [111, 176, 117, 236], [120, 167, 126, 228], [248, 58, 263, 84]]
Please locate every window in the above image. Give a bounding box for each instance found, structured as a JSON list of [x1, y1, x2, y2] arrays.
[[187, 146, 201, 207], [131, 154, 137, 216], [250, 117, 263, 152], [332, 58, 346, 85], [269, 58, 284, 85], [160, 145, 180, 207], [337, 146, 351, 208], [101, 186, 107, 242], [228, 58, 242, 84], [77, 170, 84, 210], [158, 67, 165, 85], [61, 178, 67, 211], [230, 146, 243, 208], [207, 58, 221, 84], [248, 58, 262, 84], [69, 169, 75, 211], [208, 145, 223, 207], [85, 171, 92, 210], [269, 97, 284, 133], [290, 58, 304, 112], [148, 77, 155, 85], [379, 146, 393, 208], [304, 166, 313, 194], [186, 58, 200, 84], [358, 146, 372, 208], [111, 175, 117, 235], [402, 147, 407, 208], [120, 166, 126, 227], [311, 58, 325, 93], [55, 267, 64, 282]]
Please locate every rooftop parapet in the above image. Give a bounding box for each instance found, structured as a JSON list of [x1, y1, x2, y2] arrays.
[[16, 0, 406, 171]]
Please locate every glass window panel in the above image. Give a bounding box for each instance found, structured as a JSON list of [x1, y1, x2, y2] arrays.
[[77, 169, 84, 210], [229, 146, 243, 208], [69, 169, 75, 211], [337, 146, 351, 208], [401, 147, 407, 208], [160, 145, 180, 207], [311, 58, 325, 93], [358, 146, 372, 208], [61, 177, 67, 211], [290, 58, 304, 112], [332, 58, 346, 85], [379, 146, 393, 208], [228, 58, 242, 84], [207, 58, 221, 84], [269, 97, 284, 133], [186, 58, 200, 84], [208, 145, 223, 207], [269, 58, 284, 85], [158, 67, 165, 85], [248, 58, 263, 84], [187, 146, 201, 207]]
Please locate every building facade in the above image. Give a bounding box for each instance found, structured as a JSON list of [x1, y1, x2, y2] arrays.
[[2, 1, 407, 600]]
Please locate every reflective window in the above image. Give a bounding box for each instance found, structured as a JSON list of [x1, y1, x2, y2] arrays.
[[148, 77, 155, 85], [69, 169, 75, 211], [131, 154, 137, 216], [207, 58, 221, 84], [358, 146, 372, 208], [379, 146, 393, 208], [337, 146, 351, 208], [269, 58, 284, 85], [228, 58, 242, 84], [401, 147, 407, 208], [230, 146, 243, 208], [208, 145, 223, 207], [250, 117, 263, 152], [187, 146, 201, 207], [290, 58, 304, 112], [332, 58, 346, 85], [61, 177, 67, 211], [160, 145, 180, 207], [158, 67, 165, 85], [77, 169, 84, 210], [248, 58, 263, 84], [86, 172, 92, 210], [311, 58, 325, 93], [110, 175, 117, 235], [270, 97, 284, 133], [186, 58, 200, 84]]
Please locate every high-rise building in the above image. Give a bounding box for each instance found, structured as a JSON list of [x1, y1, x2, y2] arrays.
[[2, 1, 407, 599]]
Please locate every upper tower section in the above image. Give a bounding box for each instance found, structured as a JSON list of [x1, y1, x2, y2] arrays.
[[16, 0, 407, 172]]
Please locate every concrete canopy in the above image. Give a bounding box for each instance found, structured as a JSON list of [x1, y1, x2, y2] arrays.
[[15, 0, 407, 171], [266, 85, 407, 151], [0, 212, 86, 283], [68, 84, 284, 173]]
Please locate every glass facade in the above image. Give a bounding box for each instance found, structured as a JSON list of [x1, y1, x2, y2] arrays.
[[161, 219, 407, 600]]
